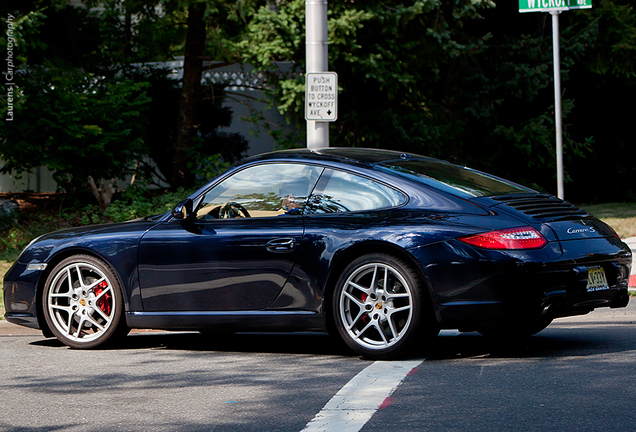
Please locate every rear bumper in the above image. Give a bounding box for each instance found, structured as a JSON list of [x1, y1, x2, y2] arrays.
[[535, 260, 630, 319], [411, 236, 632, 328]]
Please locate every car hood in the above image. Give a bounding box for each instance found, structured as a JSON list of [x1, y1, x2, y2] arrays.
[[17, 218, 160, 265], [37, 218, 152, 239]]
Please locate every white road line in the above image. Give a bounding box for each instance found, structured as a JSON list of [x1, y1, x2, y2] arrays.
[[439, 329, 462, 337], [301, 360, 423, 432]]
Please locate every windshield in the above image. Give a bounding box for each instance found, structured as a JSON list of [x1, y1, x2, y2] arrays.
[[379, 159, 534, 198]]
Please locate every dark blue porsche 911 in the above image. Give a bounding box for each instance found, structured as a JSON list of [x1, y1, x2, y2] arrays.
[[3, 148, 632, 359]]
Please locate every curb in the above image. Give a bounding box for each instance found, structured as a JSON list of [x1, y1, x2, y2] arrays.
[[0, 320, 41, 336], [625, 237, 636, 289]]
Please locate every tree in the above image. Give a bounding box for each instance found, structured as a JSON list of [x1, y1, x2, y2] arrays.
[[560, 0, 636, 202], [174, 2, 207, 188], [4, 0, 635, 203], [135, 66, 248, 189], [0, 0, 250, 206], [0, 65, 150, 211], [236, 0, 636, 201], [170, 0, 256, 188], [1, 1, 152, 209], [83, 0, 254, 189], [238, 1, 498, 150]]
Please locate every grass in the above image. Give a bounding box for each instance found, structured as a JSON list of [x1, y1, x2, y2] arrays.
[[580, 202, 636, 240]]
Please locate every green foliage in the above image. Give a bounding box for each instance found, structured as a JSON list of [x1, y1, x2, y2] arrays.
[[187, 152, 231, 186], [0, 64, 151, 197], [238, 1, 506, 155], [238, 0, 500, 154], [84, 0, 187, 64], [237, 0, 635, 200], [0, 187, 196, 260], [0, 1, 248, 199], [103, 187, 197, 222], [130, 66, 247, 188], [0, 210, 67, 261], [0, 201, 19, 231], [577, 0, 636, 78], [232, 0, 306, 146], [2, 0, 635, 203], [0, 7, 47, 65]]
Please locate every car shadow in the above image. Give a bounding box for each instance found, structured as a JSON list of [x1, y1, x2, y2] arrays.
[[426, 325, 636, 361], [28, 324, 636, 360], [31, 331, 355, 356]]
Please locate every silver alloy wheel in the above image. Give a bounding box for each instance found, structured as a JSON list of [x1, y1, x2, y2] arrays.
[[46, 262, 116, 344], [338, 262, 414, 351]]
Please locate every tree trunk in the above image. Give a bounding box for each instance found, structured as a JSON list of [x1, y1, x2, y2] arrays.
[[174, 2, 207, 188], [87, 176, 117, 213]]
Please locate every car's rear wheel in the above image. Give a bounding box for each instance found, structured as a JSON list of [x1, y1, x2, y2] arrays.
[[42, 255, 128, 349], [333, 254, 437, 359]]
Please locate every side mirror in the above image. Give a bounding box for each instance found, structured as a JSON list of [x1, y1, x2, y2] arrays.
[[171, 198, 194, 220]]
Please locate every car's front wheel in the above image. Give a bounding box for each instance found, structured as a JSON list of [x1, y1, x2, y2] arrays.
[[42, 255, 128, 349], [333, 254, 437, 359]]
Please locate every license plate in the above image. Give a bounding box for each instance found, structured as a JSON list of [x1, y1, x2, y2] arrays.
[[586, 267, 609, 292]]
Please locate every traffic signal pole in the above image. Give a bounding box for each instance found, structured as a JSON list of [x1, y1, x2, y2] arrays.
[[306, 0, 329, 149]]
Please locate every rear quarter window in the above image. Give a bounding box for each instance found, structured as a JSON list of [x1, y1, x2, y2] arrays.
[[305, 169, 407, 214]]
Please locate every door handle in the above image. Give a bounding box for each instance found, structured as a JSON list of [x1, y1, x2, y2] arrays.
[[266, 238, 296, 253]]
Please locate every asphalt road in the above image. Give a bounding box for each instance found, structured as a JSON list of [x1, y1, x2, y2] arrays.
[[1, 302, 635, 432]]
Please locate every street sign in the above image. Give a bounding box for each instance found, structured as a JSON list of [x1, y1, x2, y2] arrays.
[[519, 0, 592, 13], [305, 72, 337, 122]]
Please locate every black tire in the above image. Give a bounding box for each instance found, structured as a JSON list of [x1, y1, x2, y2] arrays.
[[332, 254, 438, 360], [42, 255, 128, 349]]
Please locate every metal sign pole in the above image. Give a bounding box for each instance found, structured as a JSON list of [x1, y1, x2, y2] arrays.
[[520, 1, 593, 200], [551, 11, 564, 200], [306, 0, 329, 149]]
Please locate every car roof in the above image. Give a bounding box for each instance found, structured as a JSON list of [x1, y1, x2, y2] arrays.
[[246, 148, 426, 167], [242, 147, 536, 200]]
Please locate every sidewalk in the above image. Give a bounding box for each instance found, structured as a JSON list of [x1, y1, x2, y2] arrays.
[[0, 320, 170, 336], [0, 320, 41, 336]]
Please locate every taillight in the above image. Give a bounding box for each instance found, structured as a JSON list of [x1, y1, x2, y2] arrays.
[[459, 226, 547, 250], [606, 224, 621, 240]]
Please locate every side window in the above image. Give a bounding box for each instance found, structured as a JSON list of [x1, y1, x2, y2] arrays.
[[305, 169, 407, 214], [195, 163, 323, 219]]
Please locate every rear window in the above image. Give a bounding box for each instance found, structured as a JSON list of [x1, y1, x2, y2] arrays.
[[379, 159, 533, 198]]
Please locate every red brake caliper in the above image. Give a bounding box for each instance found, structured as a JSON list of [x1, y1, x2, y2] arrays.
[[361, 293, 369, 324], [94, 281, 111, 315]]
